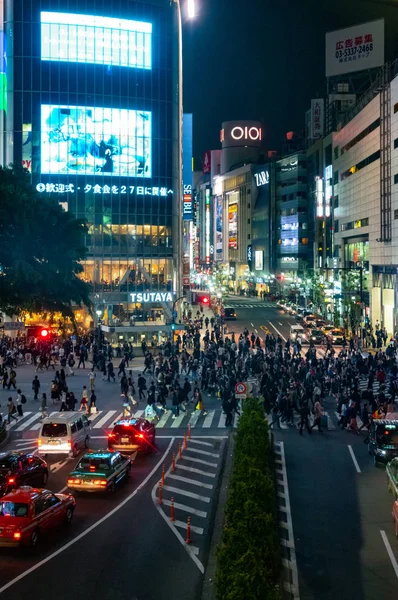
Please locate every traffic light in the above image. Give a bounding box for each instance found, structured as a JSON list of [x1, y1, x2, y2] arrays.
[[170, 323, 176, 331], [40, 328, 49, 338], [201, 296, 209, 305]]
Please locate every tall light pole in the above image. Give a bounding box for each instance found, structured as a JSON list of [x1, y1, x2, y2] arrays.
[[187, 0, 196, 18]]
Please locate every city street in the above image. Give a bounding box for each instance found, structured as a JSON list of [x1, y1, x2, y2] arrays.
[[224, 297, 398, 599], [0, 353, 230, 599]]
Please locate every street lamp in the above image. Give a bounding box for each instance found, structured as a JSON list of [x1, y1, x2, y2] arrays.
[[187, 0, 196, 18]]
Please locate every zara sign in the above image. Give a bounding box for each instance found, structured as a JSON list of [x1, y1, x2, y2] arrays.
[[220, 120, 263, 149], [254, 170, 269, 187]]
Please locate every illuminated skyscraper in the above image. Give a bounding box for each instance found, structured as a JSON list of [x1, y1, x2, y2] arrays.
[[0, 0, 183, 344]]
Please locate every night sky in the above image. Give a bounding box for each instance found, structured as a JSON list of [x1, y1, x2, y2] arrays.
[[182, 0, 398, 162]]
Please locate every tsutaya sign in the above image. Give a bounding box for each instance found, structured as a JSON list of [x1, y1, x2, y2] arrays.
[[130, 292, 175, 303]]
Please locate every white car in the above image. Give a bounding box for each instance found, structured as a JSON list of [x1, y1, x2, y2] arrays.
[[290, 325, 307, 343]]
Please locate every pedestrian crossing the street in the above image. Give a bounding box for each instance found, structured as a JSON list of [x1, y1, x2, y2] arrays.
[[266, 411, 337, 431], [5, 407, 239, 434], [358, 377, 391, 398]]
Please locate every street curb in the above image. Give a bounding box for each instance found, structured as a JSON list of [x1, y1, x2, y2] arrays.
[[201, 433, 234, 600], [0, 428, 9, 449]]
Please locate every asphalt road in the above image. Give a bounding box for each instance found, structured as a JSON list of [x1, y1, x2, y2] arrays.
[[0, 433, 228, 599], [224, 296, 398, 599]]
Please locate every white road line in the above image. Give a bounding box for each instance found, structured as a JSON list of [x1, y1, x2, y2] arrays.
[[51, 459, 69, 473], [202, 410, 215, 428], [268, 321, 287, 342], [134, 410, 144, 418], [168, 474, 213, 489], [15, 413, 41, 432], [217, 411, 225, 428], [7, 412, 32, 430], [181, 456, 218, 468], [380, 530, 398, 579], [255, 329, 258, 334], [347, 445, 361, 473], [0, 438, 176, 596], [92, 410, 117, 429], [183, 447, 220, 458], [162, 498, 207, 518], [251, 322, 254, 327], [174, 519, 204, 535], [86, 411, 103, 424], [31, 411, 58, 430], [279, 322, 283, 326], [157, 410, 173, 428], [162, 484, 211, 503], [188, 410, 201, 428], [57, 486, 68, 494], [187, 439, 214, 447], [15, 438, 41, 445], [176, 464, 216, 478], [278, 442, 300, 600], [171, 413, 186, 428]]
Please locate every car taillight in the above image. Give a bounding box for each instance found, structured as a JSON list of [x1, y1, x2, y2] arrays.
[[7, 478, 15, 485], [37, 439, 42, 446], [68, 478, 80, 485], [67, 441, 72, 449], [94, 480, 107, 486], [136, 433, 145, 439], [108, 433, 115, 438], [13, 532, 21, 540]]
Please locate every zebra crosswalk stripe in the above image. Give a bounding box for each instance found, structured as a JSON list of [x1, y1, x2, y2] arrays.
[[202, 410, 215, 428], [15, 412, 41, 432]]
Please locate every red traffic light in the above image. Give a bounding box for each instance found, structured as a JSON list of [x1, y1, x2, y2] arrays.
[[40, 329, 49, 338], [202, 297, 209, 304]]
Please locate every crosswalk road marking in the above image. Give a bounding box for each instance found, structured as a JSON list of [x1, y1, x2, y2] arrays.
[[157, 410, 173, 428], [6, 407, 244, 433], [93, 410, 117, 429], [15, 413, 41, 432], [203, 410, 215, 428], [8, 412, 32, 430], [227, 303, 276, 308], [171, 413, 186, 428], [189, 410, 201, 428]]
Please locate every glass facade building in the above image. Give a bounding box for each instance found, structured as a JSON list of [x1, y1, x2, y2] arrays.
[[1, 0, 181, 340]]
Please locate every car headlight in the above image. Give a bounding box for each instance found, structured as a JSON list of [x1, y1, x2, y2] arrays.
[[376, 449, 386, 455]]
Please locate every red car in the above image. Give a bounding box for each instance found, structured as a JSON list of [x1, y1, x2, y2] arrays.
[[0, 486, 75, 547], [108, 417, 156, 455]]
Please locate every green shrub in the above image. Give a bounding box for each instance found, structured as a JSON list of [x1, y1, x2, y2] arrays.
[[216, 398, 281, 600]]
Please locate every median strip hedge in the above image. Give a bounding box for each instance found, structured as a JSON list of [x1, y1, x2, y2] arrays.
[[216, 398, 282, 600]]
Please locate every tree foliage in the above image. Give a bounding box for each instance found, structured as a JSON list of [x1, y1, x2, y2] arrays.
[[0, 165, 91, 317], [216, 399, 281, 600]]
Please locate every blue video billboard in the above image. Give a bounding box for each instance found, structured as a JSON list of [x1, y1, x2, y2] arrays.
[[41, 12, 152, 70], [41, 105, 152, 177]]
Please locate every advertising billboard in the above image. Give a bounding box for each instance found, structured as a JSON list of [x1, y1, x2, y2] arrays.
[[310, 99, 324, 139], [41, 105, 151, 177], [221, 121, 263, 149], [182, 114, 193, 220], [215, 195, 223, 260], [325, 19, 384, 77], [228, 202, 238, 249], [255, 250, 264, 271], [41, 12, 152, 70]]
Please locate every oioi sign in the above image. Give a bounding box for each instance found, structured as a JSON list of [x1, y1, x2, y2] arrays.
[[221, 120, 263, 149]]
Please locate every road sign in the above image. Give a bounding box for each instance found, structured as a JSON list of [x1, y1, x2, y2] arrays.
[[235, 382, 247, 395]]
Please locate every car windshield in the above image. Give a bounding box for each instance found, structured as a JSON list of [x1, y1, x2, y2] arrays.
[[0, 502, 29, 517], [311, 330, 322, 335], [376, 426, 398, 448], [114, 424, 138, 435], [77, 458, 110, 471], [0, 457, 14, 470], [41, 423, 68, 438]]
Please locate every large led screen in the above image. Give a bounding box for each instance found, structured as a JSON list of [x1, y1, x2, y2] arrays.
[[41, 12, 152, 70], [41, 105, 152, 177]]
